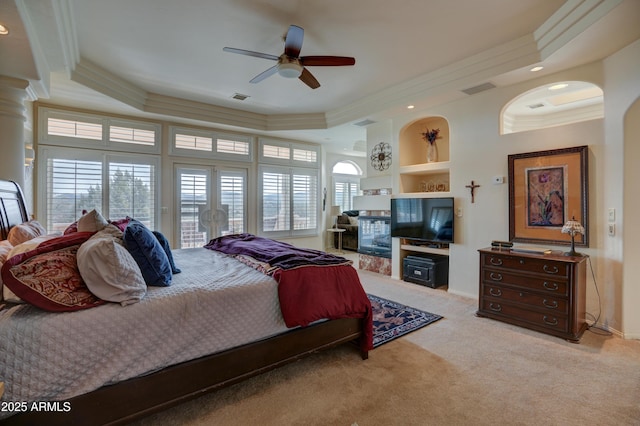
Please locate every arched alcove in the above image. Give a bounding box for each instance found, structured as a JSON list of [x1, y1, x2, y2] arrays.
[[501, 81, 603, 135], [397, 116, 450, 194]]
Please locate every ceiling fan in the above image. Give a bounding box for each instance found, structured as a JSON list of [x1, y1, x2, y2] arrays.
[[223, 25, 355, 89]]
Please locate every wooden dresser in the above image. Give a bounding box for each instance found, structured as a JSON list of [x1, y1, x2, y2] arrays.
[[477, 248, 588, 342]]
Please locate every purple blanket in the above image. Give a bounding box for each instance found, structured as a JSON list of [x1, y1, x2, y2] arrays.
[[204, 233, 351, 270]]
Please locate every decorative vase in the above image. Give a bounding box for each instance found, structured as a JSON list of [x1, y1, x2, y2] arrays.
[[426, 142, 438, 163]]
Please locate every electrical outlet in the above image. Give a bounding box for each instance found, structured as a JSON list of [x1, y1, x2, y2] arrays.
[[608, 223, 615, 236]]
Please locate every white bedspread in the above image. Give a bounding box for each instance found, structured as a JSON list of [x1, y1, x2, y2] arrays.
[[0, 248, 288, 414]]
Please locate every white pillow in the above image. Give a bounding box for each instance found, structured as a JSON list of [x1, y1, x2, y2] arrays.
[[348, 216, 359, 226], [7, 220, 46, 246], [77, 209, 109, 233], [77, 229, 146, 306]]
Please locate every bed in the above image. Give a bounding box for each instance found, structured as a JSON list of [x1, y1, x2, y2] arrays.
[[0, 180, 372, 425]]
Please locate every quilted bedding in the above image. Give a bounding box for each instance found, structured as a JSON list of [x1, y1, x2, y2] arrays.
[[0, 248, 288, 417]]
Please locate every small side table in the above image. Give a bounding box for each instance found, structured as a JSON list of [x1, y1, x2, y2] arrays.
[[326, 228, 346, 253]]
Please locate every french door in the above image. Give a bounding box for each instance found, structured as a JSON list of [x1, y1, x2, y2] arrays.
[[176, 166, 247, 248]]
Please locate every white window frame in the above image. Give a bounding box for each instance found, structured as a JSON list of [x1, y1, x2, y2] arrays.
[[38, 146, 161, 230], [169, 126, 253, 162], [258, 138, 319, 168], [258, 165, 319, 238], [38, 107, 161, 154]]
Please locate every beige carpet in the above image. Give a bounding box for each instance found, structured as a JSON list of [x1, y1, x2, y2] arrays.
[[131, 270, 640, 426]]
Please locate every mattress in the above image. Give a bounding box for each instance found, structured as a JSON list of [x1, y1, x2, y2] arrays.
[[0, 248, 288, 415]]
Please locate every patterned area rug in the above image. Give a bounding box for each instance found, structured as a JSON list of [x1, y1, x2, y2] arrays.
[[368, 294, 443, 348]]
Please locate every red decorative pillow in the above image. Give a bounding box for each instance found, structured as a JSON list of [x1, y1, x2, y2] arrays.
[[109, 217, 131, 232], [1, 232, 104, 312]]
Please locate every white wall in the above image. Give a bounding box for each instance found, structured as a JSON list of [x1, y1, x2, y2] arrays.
[[603, 39, 640, 338]]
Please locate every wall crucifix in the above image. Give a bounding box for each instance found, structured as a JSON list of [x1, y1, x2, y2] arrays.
[[466, 180, 480, 203]]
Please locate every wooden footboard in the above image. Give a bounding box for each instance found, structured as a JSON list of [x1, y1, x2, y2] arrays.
[[1, 318, 366, 426]]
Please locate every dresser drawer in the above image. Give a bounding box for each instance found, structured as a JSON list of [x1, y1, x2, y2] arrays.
[[481, 284, 568, 315], [481, 269, 568, 297], [480, 300, 569, 333], [482, 253, 569, 278]]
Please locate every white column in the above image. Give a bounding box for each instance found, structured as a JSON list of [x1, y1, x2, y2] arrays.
[[0, 76, 29, 190]]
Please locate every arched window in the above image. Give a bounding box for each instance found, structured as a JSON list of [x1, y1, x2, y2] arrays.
[[332, 160, 362, 212], [501, 81, 603, 135]]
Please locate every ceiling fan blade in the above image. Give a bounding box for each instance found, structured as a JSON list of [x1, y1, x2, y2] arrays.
[[300, 56, 356, 66], [299, 68, 320, 89], [223, 47, 279, 61], [250, 65, 279, 84], [284, 25, 304, 58]]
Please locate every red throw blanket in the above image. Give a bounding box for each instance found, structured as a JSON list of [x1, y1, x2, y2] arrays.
[[205, 234, 373, 350]]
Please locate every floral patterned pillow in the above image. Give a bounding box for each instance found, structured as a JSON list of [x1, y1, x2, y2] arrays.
[[1, 233, 104, 312]]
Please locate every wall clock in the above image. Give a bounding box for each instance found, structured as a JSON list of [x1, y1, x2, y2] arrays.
[[370, 142, 392, 171]]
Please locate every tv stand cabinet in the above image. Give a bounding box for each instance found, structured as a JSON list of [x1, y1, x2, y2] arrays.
[[403, 253, 449, 288], [476, 248, 588, 342]]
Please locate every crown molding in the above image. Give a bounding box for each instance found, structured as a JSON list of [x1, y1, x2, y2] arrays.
[[504, 102, 603, 133], [535, 0, 623, 60], [51, 0, 80, 72], [70, 59, 147, 110]]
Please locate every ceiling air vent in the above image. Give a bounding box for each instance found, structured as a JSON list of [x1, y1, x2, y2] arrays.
[[353, 119, 376, 127], [232, 93, 249, 101], [461, 82, 496, 96], [527, 103, 545, 109]]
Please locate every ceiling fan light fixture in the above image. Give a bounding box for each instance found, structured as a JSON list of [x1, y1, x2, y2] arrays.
[[278, 62, 303, 78]]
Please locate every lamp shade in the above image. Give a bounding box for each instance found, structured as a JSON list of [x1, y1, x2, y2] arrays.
[[330, 206, 341, 216], [561, 218, 584, 236]]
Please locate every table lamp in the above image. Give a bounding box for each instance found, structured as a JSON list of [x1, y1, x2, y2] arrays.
[[561, 216, 585, 256]]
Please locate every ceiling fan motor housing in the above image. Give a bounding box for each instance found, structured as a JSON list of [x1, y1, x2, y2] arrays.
[[278, 56, 303, 78]]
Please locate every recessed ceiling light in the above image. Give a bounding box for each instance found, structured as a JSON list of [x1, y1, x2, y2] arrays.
[[407, 105, 415, 109], [0, 24, 9, 35], [530, 66, 544, 72], [549, 83, 569, 91]]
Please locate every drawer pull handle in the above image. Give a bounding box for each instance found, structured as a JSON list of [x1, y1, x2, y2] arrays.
[[490, 257, 503, 266], [543, 264, 559, 274], [543, 299, 558, 309], [543, 316, 558, 326], [489, 303, 502, 312], [489, 288, 502, 297], [543, 281, 559, 291], [489, 272, 503, 281]]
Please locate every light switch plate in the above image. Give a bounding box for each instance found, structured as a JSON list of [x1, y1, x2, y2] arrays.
[[608, 208, 615, 222]]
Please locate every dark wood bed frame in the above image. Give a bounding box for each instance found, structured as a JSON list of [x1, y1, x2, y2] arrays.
[[0, 180, 368, 425]]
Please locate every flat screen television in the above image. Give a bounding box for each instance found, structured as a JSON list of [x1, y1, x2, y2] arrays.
[[391, 197, 454, 244]]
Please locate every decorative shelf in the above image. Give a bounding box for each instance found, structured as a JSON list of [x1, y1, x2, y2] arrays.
[[398, 161, 450, 175]]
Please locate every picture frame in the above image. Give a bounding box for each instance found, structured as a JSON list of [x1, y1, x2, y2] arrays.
[[508, 145, 588, 246]]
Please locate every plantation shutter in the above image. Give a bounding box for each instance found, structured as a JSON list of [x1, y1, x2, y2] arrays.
[[178, 171, 209, 249], [219, 171, 246, 235], [108, 161, 156, 228], [292, 170, 317, 230], [45, 157, 103, 233], [262, 170, 290, 232]]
